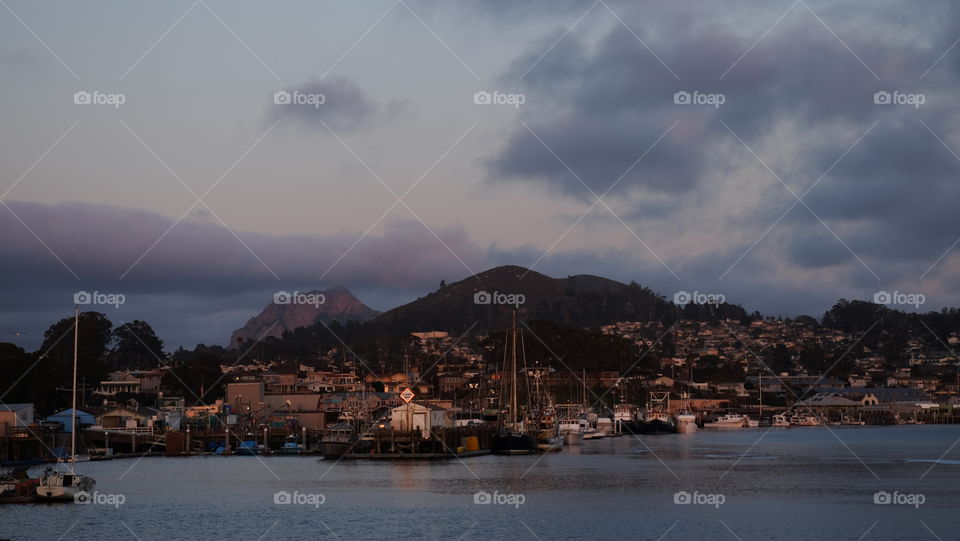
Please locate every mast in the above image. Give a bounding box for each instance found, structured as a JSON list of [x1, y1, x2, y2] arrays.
[[758, 370, 763, 418], [510, 311, 518, 427], [71, 306, 78, 471]]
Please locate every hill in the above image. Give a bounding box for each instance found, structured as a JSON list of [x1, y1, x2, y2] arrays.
[[229, 287, 379, 348], [370, 265, 675, 334]]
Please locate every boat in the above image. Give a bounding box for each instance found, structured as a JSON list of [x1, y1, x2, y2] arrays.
[[633, 392, 676, 434], [0, 468, 39, 503], [236, 437, 259, 455], [772, 414, 790, 427], [317, 422, 364, 459], [491, 312, 538, 455], [840, 414, 865, 426], [277, 434, 305, 455], [704, 413, 749, 429], [674, 393, 698, 434], [36, 307, 95, 502], [790, 413, 821, 427], [557, 405, 584, 445], [525, 364, 563, 452]]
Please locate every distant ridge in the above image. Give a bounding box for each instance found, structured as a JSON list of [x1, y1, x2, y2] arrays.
[[371, 265, 673, 333], [229, 287, 379, 348]]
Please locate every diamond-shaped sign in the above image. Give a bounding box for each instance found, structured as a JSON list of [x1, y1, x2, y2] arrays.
[[400, 388, 415, 403]]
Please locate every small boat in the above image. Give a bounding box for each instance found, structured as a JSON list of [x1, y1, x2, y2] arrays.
[[36, 468, 95, 501], [37, 307, 96, 502], [0, 469, 39, 504], [277, 434, 305, 455], [791, 413, 821, 427], [772, 414, 790, 427], [236, 440, 259, 455], [704, 413, 749, 429]]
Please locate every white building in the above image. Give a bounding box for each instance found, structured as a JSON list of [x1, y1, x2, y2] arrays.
[[390, 402, 450, 437]]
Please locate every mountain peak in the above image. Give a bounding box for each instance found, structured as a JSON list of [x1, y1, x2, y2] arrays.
[[229, 287, 379, 348]]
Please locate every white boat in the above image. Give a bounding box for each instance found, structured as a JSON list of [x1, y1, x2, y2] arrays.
[[704, 413, 749, 429], [673, 393, 698, 434], [36, 469, 95, 501], [791, 414, 821, 427], [746, 418, 760, 427], [675, 413, 698, 434], [772, 414, 791, 427], [36, 307, 96, 501]]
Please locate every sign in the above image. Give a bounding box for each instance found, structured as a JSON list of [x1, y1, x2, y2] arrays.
[[400, 388, 415, 403]]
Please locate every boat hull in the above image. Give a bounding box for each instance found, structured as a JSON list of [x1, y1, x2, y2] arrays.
[[317, 441, 354, 459], [622, 419, 676, 435], [491, 432, 538, 455]]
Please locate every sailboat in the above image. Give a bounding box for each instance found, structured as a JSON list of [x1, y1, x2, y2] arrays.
[[491, 312, 538, 455], [525, 364, 562, 452], [36, 307, 96, 501]]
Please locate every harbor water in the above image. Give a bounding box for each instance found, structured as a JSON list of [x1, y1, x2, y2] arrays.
[[2, 425, 959, 540]]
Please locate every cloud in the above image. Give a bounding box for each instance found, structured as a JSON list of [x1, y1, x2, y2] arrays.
[[269, 76, 382, 133], [0, 200, 490, 347]]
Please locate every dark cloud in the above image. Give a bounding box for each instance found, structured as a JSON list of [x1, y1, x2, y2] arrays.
[[269, 76, 381, 133], [0, 201, 489, 348], [486, 1, 960, 281]]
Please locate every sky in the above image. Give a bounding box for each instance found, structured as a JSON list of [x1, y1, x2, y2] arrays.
[[2, 0, 960, 350]]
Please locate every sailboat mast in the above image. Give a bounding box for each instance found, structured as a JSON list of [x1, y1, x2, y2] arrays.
[[510, 311, 518, 426], [71, 306, 78, 469], [759, 370, 763, 417]]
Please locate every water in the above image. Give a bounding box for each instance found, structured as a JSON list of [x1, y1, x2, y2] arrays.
[[2, 426, 959, 540]]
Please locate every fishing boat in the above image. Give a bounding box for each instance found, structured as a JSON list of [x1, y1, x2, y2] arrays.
[[674, 392, 698, 434], [635, 392, 676, 434], [317, 422, 364, 459], [526, 364, 563, 452], [36, 307, 96, 502], [491, 312, 538, 455]]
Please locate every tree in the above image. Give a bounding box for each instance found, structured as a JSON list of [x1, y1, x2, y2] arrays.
[[110, 320, 165, 370], [37, 311, 113, 411]]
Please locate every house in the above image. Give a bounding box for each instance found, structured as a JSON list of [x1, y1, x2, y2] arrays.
[[96, 406, 152, 430], [46, 408, 96, 433], [0, 403, 34, 428], [390, 402, 450, 436]]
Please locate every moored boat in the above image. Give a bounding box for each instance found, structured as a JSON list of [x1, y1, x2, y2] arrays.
[[704, 413, 749, 429]]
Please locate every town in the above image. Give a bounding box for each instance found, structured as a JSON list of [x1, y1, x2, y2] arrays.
[[3, 302, 959, 465]]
